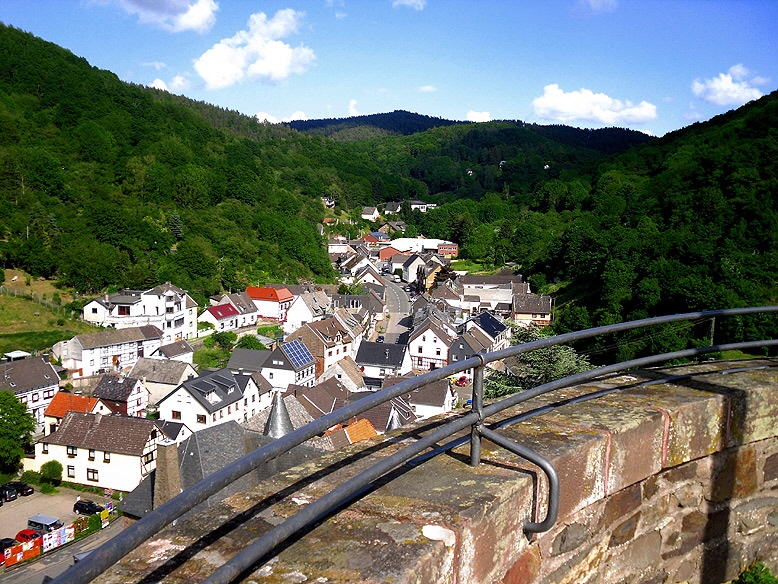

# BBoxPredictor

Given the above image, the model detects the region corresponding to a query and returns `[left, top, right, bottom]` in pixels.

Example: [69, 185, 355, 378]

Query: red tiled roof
[206, 304, 240, 320]
[44, 393, 99, 419]
[345, 418, 378, 443]
[246, 286, 294, 302]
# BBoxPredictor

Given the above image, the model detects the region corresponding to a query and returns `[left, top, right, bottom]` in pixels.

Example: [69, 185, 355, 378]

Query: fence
[0, 285, 77, 319]
[54, 306, 778, 584]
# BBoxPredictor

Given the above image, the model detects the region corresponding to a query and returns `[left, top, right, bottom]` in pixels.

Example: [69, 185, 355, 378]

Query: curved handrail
[54, 306, 778, 584]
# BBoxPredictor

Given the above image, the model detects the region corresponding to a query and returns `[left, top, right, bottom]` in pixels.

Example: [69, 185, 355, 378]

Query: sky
[0, 0, 776, 136]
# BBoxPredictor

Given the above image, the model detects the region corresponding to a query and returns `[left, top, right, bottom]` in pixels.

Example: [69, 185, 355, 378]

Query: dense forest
[1, 23, 777, 362]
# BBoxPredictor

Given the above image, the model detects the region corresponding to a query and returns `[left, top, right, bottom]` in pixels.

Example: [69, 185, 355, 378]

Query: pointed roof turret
[264, 391, 294, 439]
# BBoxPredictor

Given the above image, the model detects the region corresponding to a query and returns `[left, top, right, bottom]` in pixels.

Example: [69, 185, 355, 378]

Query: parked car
[28, 514, 62, 533]
[15, 529, 41, 544]
[454, 376, 470, 387]
[74, 499, 104, 516]
[3, 481, 34, 496]
[0, 486, 17, 502]
[376, 335, 385, 343]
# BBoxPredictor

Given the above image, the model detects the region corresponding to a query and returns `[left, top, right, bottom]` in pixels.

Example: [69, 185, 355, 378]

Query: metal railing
[55, 306, 778, 584]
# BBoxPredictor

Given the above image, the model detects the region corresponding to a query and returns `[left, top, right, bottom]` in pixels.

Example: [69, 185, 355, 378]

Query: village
[3, 210, 553, 526]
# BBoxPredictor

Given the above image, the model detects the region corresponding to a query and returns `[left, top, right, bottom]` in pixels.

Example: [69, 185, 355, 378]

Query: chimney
[153, 439, 182, 509]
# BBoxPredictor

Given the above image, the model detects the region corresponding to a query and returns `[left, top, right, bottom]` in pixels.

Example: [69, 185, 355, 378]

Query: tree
[0, 390, 36, 471]
[235, 335, 267, 350]
[484, 325, 592, 399]
[40, 460, 63, 485]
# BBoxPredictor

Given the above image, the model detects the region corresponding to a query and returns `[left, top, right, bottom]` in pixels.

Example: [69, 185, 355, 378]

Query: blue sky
[1, 0, 776, 136]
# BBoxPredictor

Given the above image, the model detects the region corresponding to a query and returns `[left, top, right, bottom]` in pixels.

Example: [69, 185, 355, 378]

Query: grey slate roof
[130, 358, 194, 385]
[227, 348, 271, 373]
[355, 342, 407, 369]
[0, 356, 58, 394]
[92, 374, 139, 402]
[156, 340, 194, 359]
[43, 412, 156, 456]
[168, 369, 252, 414]
[75, 326, 163, 350]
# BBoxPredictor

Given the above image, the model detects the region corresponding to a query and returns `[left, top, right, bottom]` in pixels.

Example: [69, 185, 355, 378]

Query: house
[246, 286, 294, 321]
[27, 412, 162, 493]
[384, 201, 402, 215]
[352, 263, 384, 287]
[437, 242, 459, 258]
[91, 374, 150, 418]
[317, 356, 366, 393]
[42, 392, 98, 437]
[289, 317, 356, 378]
[129, 358, 198, 406]
[0, 356, 60, 432]
[407, 305, 458, 371]
[463, 312, 511, 352]
[81, 282, 198, 343]
[198, 304, 241, 332]
[401, 254, 427, 284]
[52, 326, 163, 379]
[382, 376, 457, 420]
[157, 368, 269, 430]
[119, 421, 325, 523]
[409, 200, 437, 213]
[355, 342, 412, 379]
[513, 293, 553, 327]
[344, 390, 418, 434]
[283, 289, 331, 334]
[260, 340, 317, 390]
[149, 340, 194, 364]
[361, 206, 380, 221]
[218, 292, 259, 328]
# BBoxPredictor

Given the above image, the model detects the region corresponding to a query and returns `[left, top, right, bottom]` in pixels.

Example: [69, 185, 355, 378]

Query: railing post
[470, 352, 486, 467]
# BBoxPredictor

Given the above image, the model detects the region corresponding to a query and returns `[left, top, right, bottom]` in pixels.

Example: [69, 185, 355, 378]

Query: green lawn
[0, 295, 95, 354]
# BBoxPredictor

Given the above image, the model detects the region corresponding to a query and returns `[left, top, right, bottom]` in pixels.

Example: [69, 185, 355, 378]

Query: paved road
[381, 278, 411, 344]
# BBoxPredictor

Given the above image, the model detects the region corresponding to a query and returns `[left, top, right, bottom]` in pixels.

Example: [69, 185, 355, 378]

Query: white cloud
[169, 75, 190, 92]
[418, 85, 437, 93]
[194, 9, 315, 90]
[150, 78, 168, 91]
[349, 99, 360, 116]
[577, 0, 618, 12]
[392, 0, 426, 10]
[532, 84, 657, 125]
[691, 64, 764, 106]
[467, 110, 491, 123]
[142, 61, 168, 71]
[255, 111, 307, 124]
[115, 0, 218, 33]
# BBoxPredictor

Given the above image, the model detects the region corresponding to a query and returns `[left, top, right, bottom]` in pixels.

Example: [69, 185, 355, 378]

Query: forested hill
[286, 110, 461, 139]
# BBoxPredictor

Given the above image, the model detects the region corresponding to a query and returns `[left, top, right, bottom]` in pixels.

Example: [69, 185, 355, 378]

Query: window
[118, 306, 130, 316]
[87, 469, 98, 481]
[91, 307, 98, 314]
[67, 466, 75, 478]
[42, 443, 49, 454]
[436, 348, 441, 356]
[67, 445, 77, 456]
[171, 410, 182, 420]
[88, 449, 95, 461]
[143, 452, 155, 464]
[212, 414, 216, 422]
[228, 405, 231, 414]
[104, 452, 110, 463]
[328, 350, 332, 357]
[32, 393, 40, 402]
[196, 414, 206, 424]
[418, 347, 423, 354]
[252, 394, 256, 402]
[220, 410, 224, 418]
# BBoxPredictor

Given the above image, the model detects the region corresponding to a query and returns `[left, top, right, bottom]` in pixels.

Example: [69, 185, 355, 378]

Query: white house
[27, 412, 162, 493]
[218, 292, 259, 328]
[383, 376, 457, 420]
[157, 368, 269, 431]
[283, 290, 331, 334]
[198, 304, 241, 332]
[260, 340, 317, 391]
[246, 286, 294, 321]
[81, 282, 198, 343]
[0, 356, 60, 432]
[407, 308, 458, 372]
[129, 358, 198, 406]
[91, 374, 150, 418]
[361, 206, 380, 221]
[409, 200, 438, 213]
[53, 326, 163, 378]
[355, 342, 412, 379]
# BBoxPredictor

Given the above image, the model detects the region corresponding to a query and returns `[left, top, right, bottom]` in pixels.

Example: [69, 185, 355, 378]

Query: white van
[28, 514, 63, 533]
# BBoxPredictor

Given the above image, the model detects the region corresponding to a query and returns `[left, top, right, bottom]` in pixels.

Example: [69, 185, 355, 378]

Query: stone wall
[97, 359, 778, 583]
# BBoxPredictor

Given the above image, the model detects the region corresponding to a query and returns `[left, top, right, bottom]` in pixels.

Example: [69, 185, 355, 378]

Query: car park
[3, 481, 34, 496]
[74, 499, 105, 516]
[0, 485, 17, 502]
[15, 529, 41, 544]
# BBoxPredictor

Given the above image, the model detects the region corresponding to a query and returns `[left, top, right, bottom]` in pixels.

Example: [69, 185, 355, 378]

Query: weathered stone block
[501, 546, 541, 584]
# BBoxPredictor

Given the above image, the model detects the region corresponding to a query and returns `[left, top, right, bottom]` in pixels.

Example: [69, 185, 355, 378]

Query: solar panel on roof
[283, 340, 313, 369]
